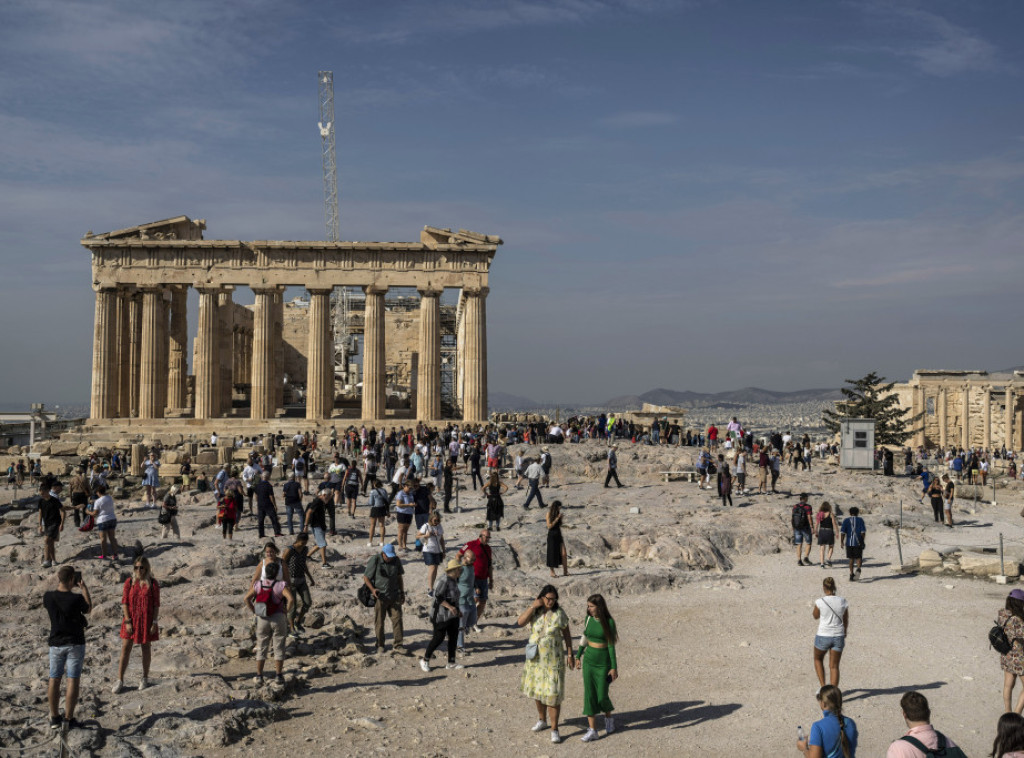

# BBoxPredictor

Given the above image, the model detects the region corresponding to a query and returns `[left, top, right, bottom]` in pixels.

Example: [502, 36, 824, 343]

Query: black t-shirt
[413, 488, 431, 515]
[282, 480, 302, 505]
[255, 480, 275, 508]
[306, 498, 327, 530]
[44, 590, 89, 646]
[39, 496, 62, 528]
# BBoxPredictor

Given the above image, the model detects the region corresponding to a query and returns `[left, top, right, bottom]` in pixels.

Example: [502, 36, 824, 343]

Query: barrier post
[1001, 533, 1006, 577]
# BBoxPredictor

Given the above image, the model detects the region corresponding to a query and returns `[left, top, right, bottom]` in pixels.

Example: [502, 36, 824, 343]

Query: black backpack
[357, 583, 377, 608]
[990, 617, 1014, 655]
[792, 504, 810, 530]
[899, 733, 967, 757]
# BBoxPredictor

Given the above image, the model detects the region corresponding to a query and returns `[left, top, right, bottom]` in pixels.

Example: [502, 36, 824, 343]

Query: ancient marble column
[115, 289, 130, 418]
[961, 384, 970, 449]
[455, 301, 466, 413]
[243, 329, 252, 385]
[138, 288, 168, 419]
[232, 328, 243, 387]
[984, 385, 992, 451]
[274, 291, 284, 411]
[250, 289, 275, 420]
[127, 293, 142, 418]
[1006, 386, 1015, 451]
[89, 287, 118, 419]
[938, 387, 948, 449]
[167, 286, 188, 412]
[913, 384, 925, 448]
[362, 286, 387, 420]
[194, 288, 220, 419]
[462, 287, 488, 422]
[417, 287, 442, 420]
[218, 288, 234, 416]
[306, 289, 332, 420]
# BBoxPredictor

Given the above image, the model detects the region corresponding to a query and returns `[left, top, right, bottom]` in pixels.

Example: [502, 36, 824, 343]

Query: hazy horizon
[3, 1, 1023, 407]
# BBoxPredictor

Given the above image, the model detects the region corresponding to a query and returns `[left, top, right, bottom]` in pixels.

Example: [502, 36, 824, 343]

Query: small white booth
[840, 418, 875, 469]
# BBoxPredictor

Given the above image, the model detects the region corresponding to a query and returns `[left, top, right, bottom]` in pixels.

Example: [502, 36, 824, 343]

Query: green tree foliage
[822, 371, 922, 446]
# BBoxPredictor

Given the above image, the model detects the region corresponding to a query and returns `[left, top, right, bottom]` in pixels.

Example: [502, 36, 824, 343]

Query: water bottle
[797, 726, 805, 742]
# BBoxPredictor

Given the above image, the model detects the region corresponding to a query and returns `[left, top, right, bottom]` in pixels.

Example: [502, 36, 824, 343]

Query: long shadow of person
[566, 699, 742, 732]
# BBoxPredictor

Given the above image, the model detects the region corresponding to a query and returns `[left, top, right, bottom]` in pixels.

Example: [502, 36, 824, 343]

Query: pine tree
[822, 372, 922, 446]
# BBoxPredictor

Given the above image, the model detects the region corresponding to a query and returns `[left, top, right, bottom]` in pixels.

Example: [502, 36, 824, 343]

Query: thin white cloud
[597, 111, 679, 129]
[333, 0, 696, 45]
[852, 3, 1003, 77]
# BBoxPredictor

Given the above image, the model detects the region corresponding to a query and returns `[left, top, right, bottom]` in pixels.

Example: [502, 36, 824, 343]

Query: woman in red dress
[112, 556, 160, 693]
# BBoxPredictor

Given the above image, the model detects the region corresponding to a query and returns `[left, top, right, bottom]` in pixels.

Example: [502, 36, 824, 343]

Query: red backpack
[253, 581, 283, 618]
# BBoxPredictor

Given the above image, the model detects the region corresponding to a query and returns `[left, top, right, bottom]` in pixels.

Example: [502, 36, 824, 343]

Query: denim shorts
[423, 551, 442, 566]
[814, 635, 845, 652]
[97, 519, 117, 532]
[49, 644, 85, 678]
[474, 577, 489, 602]
[793, 529, 813, 545]
[311, 527, 327, 548]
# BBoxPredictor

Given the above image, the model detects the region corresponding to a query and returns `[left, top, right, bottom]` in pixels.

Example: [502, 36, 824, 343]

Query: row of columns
[912, 384, 1017, 450]
[90, 283, 490, 422]
[91, 286, 255, 421]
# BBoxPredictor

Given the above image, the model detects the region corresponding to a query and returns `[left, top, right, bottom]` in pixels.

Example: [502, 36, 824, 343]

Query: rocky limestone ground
[1, 441, 1023, 756]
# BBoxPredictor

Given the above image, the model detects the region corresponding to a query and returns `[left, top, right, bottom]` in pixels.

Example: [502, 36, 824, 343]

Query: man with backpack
[792, 494, 814, 567]
[363, 544, 406, 654]
[841, 507, 867, 581]
[885, 691, 964, 757]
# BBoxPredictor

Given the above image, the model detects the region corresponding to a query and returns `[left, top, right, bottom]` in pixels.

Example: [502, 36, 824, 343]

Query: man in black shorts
[38, 477, 65, 568]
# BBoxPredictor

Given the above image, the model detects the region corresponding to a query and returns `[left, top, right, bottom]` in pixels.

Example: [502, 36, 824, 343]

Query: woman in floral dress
[999, 589, 1024, 714]
[112, 556, 160, 693]
[517, 584, 575, 744]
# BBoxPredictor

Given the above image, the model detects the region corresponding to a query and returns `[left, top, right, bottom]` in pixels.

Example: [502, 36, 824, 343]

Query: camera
[73, 570, 82, 585]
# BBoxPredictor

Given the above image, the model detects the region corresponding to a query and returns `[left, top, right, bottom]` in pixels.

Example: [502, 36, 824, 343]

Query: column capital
[463, 286, 489, 298]
[252, 286, 283, 296]
[363, 284, 388, 296]
[307, 288, 333, 296]
[417, 286, 444, 298]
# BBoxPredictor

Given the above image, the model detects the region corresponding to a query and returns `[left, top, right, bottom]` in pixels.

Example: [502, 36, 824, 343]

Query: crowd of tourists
[27, 416, 1024, 753]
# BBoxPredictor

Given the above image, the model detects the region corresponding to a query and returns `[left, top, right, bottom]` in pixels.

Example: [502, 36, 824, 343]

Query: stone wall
[276, 300, 421, 395]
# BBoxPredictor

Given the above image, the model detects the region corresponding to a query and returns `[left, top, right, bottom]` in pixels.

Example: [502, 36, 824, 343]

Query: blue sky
[2, 0, 1023, 407]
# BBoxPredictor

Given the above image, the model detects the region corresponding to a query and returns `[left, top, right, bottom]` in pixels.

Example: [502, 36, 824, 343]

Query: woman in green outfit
[518, 584, 575, 744]
[576, 593, 618, 742]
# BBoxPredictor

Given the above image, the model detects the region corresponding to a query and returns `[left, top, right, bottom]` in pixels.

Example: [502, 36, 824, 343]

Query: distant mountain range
[489, 386, 843, 412]
[489, 391, 547, 412]
[602, 387, 843, 410]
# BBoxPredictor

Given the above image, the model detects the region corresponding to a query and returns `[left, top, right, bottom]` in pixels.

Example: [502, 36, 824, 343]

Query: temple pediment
[84, 216, 206, 242]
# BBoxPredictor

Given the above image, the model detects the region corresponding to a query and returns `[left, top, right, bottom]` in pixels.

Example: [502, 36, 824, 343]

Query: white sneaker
[581, 728, 599, 742]
[472, 625, 483, 634]
[445, 662, 464, 670]
[111, 681, 123, 694]
[419, 658, 430, 673]
[367, 541, 374, 547]
[138, 677, 149, 690]
[531, 720, 548, 732]
[605, 716, 615, 734]
[551, 730, 561, 744]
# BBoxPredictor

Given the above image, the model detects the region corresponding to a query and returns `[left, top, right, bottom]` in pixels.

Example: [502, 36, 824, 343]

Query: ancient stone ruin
[81, 217, 501, 430]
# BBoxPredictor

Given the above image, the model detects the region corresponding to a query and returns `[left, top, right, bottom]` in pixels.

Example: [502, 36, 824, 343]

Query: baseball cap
[382, 544, 397, 558]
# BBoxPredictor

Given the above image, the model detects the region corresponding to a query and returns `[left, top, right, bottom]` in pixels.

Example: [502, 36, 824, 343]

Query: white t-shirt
[93, 494, 116, 524]
[735, 454, 746, 474]
[815, 596, 848, 637]
[418, 522, 444, 554]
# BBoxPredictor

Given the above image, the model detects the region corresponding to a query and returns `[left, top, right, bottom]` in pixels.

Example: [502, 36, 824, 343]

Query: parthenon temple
[82, 216, 501, 427]
[894, 370, 1024, 450]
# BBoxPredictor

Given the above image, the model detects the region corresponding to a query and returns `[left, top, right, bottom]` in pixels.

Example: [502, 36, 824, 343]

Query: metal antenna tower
[317, 71, 339, 242]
